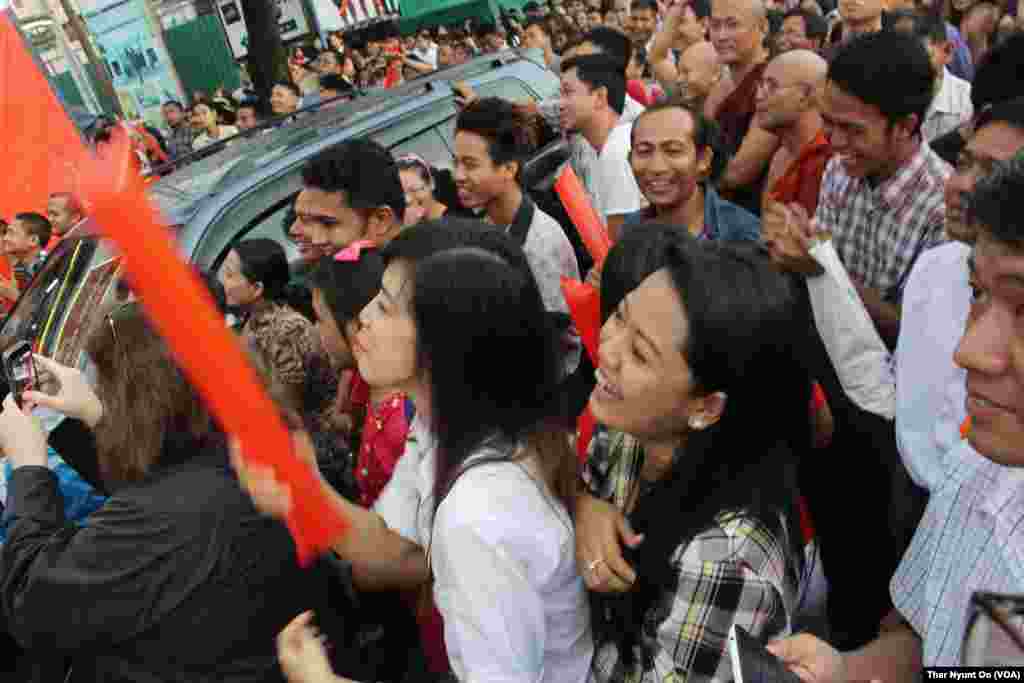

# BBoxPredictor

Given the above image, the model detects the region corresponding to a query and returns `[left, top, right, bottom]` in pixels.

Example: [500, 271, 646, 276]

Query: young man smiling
[288, 139, 407, 264]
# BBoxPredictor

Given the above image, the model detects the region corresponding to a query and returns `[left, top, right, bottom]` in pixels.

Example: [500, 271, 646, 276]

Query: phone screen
[728, 625, 803, 683]
[4, 343, 35, 407]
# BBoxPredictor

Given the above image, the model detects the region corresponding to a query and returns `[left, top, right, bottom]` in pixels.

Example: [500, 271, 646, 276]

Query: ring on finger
[586, 558, 604, 573]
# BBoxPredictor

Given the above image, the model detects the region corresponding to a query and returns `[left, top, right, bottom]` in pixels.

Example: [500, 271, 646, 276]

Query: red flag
[1, 11, 349, 565]
[0, 13, 88, 218]
[555, 166, 611, 265]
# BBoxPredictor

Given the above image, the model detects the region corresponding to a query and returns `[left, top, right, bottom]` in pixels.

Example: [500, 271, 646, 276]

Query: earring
[689, 415, 705, 430]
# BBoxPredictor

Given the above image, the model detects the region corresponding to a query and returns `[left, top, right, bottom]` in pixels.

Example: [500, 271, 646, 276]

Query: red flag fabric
[1, 12, 348, 565]
[555, 166, 612, 265]
[0, 13, 88, 218]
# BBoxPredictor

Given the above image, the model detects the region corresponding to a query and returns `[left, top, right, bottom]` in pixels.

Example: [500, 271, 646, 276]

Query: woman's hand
[575, 492, 643, 592]
[277, 611, 347, 683]
[229, 430, 320, 521]
[0, 394, 49, 469]
[22, 354, 104, 428]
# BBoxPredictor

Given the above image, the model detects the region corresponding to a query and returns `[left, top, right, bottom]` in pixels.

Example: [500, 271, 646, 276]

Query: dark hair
[319, 73, 354, 95]
[301, 139, 406, 222]
[969, 156, 1024, 249]
[455, 97, 546, 176]
[380, 217, 534, 280]
[972, 34, 1024, 110]
[396, 154, 435, 191]
[13, 212, 52, 248]
[412, 249, 574, 515]
[976, 95, 1024, 137]
[783, 8, 828, 40]
[582, 26, 632, 72]
[273, 80, 302, 98]
[905, 10, 948, 45]
[309, 248, 385, 334]
[378, 218, 571, 506]
[523, 16, 548, 32]
[828, 31, 934, 136]
[691, 0, 712, 19]
[630, 0, 657, 12]
[87, 302, 220, 484]
[592, 235, 809, 670]
[163, 100, 184, 112]
[232, 238, 307, 312]
[630, 99, 728, 182]
[561, 54, 627, 115]
[600, 223, 697, 321]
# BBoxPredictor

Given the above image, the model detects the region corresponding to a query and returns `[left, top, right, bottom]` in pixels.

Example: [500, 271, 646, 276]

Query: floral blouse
[584, 428, 802, 683]
[240, 302, 322, 400]
[354, 393, 414, 508]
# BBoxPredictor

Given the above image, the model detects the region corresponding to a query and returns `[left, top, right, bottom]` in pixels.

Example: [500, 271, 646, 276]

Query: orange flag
[0, 13, 88, 218]
[1, 11, 348, 565]
[555, 165, 613, 464]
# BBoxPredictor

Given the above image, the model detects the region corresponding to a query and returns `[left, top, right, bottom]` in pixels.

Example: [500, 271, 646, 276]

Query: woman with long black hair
[579, 224, 810, 682]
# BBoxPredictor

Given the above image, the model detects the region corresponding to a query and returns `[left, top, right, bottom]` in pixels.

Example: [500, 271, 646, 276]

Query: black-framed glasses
[962, 592, 1024, 666]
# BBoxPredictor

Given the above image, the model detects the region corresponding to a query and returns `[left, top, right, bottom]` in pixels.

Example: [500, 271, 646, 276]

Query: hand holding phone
[3, 341, 36, 409]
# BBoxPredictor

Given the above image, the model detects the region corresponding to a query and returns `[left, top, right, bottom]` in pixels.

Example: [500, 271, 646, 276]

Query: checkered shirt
[585, 429, 801, 682]
[891, 440, 1024, 665]
[814, 143, 951, 302]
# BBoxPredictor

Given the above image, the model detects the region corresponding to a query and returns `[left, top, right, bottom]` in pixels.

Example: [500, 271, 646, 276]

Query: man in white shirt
[903, 12, 973, 142]
[560, 54, 647, 240]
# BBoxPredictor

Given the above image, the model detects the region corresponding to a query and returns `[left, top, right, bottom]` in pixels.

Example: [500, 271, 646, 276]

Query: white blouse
[374, 420, 594, 682]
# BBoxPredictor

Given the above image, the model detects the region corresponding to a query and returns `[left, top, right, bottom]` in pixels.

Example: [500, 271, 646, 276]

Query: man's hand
[452, 80, 477, 109]
[766, 634, 847, 683]
[762, 201, 825, 277]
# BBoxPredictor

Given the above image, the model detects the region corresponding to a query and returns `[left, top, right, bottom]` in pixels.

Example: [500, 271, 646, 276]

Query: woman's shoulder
[677, 509, 792, 573]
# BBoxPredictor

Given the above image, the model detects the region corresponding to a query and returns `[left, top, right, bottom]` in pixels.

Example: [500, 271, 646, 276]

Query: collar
[874, 142, 931, 211]
[702, 183, 725, 239]
[930, 67, 958, 115]
[507, 193, 536, 234]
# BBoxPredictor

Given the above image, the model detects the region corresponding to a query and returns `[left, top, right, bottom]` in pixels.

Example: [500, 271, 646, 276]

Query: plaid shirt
[584, 429, 801, 682]
[891, 440, 1024, 665]
[815, 143, 950, 302]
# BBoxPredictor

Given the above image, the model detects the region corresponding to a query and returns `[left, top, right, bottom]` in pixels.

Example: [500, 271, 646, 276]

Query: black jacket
[1, 434, 329, 682]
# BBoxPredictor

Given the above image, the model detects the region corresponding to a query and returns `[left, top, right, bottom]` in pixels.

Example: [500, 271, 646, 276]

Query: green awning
[397, 0, 529, 32]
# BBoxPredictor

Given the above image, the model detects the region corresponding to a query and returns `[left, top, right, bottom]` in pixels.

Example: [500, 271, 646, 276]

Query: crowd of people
[2, 0, 1024, 680]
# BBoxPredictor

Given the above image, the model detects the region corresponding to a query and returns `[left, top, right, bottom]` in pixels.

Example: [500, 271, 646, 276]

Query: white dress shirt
[374, 420, 595, 682]
[922, 68, 973, 143]
[891, 440, 1024, 665]
[594, 122, 646, 221]
[894, 241, 971, 491]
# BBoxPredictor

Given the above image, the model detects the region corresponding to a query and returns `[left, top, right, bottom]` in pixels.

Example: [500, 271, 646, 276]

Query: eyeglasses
[962, 592, 1024, 666]
[106, 300, 136, 349]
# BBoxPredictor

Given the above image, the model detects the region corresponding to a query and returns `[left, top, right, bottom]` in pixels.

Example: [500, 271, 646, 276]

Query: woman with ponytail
[218, 238, 323, 399]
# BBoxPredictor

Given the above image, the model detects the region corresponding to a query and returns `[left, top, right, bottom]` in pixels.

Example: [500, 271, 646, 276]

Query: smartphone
[3, 341, 36, 409]
[728, 625, 803, 683]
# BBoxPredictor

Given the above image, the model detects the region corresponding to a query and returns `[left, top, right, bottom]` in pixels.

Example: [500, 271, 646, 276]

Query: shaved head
[678, 41, 723, 107]
[769, 49, 827, 85]
[755, 49, 827, 131]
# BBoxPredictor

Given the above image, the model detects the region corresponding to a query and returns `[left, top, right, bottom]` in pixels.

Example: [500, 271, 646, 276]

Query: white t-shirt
[594, 122, 646, 220]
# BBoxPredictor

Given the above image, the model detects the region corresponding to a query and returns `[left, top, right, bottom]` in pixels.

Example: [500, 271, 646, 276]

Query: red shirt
[767, 130, 832, 216]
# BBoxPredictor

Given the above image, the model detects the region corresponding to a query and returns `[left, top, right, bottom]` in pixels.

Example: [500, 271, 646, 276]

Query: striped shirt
[814, 143, 950, 302]
[891, 440, 1024, 665]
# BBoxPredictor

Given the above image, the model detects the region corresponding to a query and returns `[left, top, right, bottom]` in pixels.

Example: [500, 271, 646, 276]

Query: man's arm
[720, 126, 781, 190]
[844, 613, 923, 683]
[855, 283, 901, 348]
